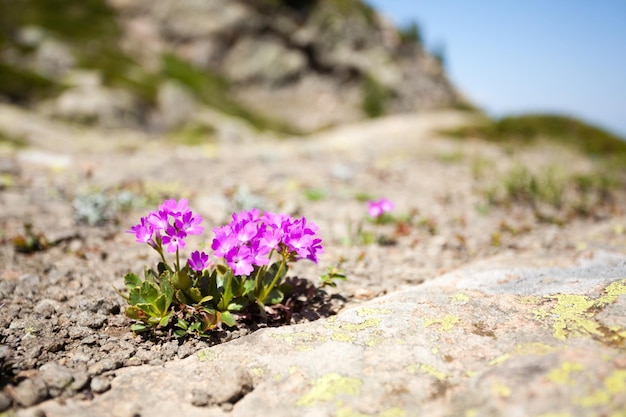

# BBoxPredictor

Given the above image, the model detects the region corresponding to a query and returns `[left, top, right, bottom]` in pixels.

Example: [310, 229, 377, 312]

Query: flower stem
[253, 265, 266, 296]
[175, 248, 180, 273]
[219, 269, 234, 311]
[260, 254, 287, 304]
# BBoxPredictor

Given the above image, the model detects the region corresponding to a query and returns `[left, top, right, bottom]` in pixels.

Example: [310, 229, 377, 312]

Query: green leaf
[131, 323, 149, 333]
[174, 329, 187, 338]
[227, 302, 244, 312]
[320, 267, 347, 288]
[160, 272, 174, 305]
[174, 289, 188, 305]
[216, 264, 229, 275]
[128, 287, 144, 305]
[263, 262, 287, 286]
[154, 294, 169, 315]
[207, 269, 220, 300]
[157, 262, 172, 275]
[189, 287, 203, 303]
[189, 322, 202, 332]
[264, 288, 284, 305]
[140, 281, 160, 304]
[136, 302, 159, 317]
[198, 295, 214, 305]
[176, 319, 189, 330]
[124, 272, 142, 289]
[220, 311, 237, 328]
[144, 267, 158, 282]
[242, 279, 256, 296]
[230, 275, 243, 296]
[171, 270, 191, 291]
[158, 313, 172, 327]
[147, 316, 161, 326]
[125, 305, 144, 320]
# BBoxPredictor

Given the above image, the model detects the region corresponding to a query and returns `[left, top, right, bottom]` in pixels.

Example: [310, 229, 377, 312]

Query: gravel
[1, 111, 625, 412]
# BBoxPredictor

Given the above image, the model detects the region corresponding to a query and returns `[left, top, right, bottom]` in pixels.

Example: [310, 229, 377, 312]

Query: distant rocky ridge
[0, 0, 465, 134]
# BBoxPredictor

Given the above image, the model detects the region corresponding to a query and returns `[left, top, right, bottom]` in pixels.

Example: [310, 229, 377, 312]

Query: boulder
[29, 250, 626, 417]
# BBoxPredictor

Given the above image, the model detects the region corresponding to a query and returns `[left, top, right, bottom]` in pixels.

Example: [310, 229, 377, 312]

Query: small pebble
[90, 377, 110, 394]
[10, 378, 48, 407]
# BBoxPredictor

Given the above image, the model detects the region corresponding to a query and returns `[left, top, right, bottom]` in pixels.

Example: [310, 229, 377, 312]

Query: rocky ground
[0, 106, 625, 416]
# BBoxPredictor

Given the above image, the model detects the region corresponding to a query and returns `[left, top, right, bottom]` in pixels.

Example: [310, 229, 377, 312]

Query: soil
[1, 109, 625, 411]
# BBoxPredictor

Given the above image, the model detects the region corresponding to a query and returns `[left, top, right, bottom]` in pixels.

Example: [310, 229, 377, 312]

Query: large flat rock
[27, 250, 626, 417]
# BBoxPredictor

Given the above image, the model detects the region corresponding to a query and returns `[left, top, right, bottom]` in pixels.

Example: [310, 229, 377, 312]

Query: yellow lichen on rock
[533, 279, 626, 341]
[407, 363, 447, 381]
[547, 361, 585, 385]
[575, 369, 626, 407]
[422, 315, 460, 331]
[296, 373, 363, 406]
[450, 293, 470, 304]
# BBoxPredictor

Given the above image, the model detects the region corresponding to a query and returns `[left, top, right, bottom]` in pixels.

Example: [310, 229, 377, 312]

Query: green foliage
[167, 123, 217, 146]
[0, 0, 119, 44]
[121, 251, 300, 335]
[486, 162, 621, 222]
[122, 270, 174, 332]
[362, 76, 389, 118]
[0, 130, 27, 149]
[304, 188, 326, 201]
[443, 114, 626, 156]
[0, 63, 62, 103]
[398, 20, 423, 45]
[319, 266, 347, 288]
[12, 223, 49, 253]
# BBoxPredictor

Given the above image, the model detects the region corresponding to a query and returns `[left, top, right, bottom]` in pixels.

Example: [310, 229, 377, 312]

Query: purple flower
[260, 225, 284, 251]
[126, 217, 153, 243]
[211, 225, 236, 258]
[188, 250, 210, 272]
[262, 212, 291, 229]
[234, 219, 260, 245]
[282, 217, 323, 262]
[162, 226, 187, 253]
[224, 245, 255, 276]
[159, 198, 190, 218]
[146, 209, 171, 232]
[367, 198, 394, 218]
[306, 237, 324, 263]
[232, 208, 260, 224]
[176, 211, 204, 235]
[211, 209, 324, 275]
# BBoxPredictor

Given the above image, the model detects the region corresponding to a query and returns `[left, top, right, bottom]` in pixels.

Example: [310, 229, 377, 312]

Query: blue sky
[365, 1, 626, 138]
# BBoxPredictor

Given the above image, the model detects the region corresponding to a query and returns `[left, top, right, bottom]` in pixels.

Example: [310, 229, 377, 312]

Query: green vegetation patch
[484, 162, 621, 222]
[443, 114, 626, 156]
[361, 76, 390, 118]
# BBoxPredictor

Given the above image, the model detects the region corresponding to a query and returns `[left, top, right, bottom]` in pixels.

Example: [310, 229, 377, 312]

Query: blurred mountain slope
[0, 0, 466, 134]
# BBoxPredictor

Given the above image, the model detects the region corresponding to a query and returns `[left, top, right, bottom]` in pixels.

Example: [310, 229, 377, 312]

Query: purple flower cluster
[367, 198, 394, 218]
[211, 209, 323, 276]
[126, 198, 204, 254]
